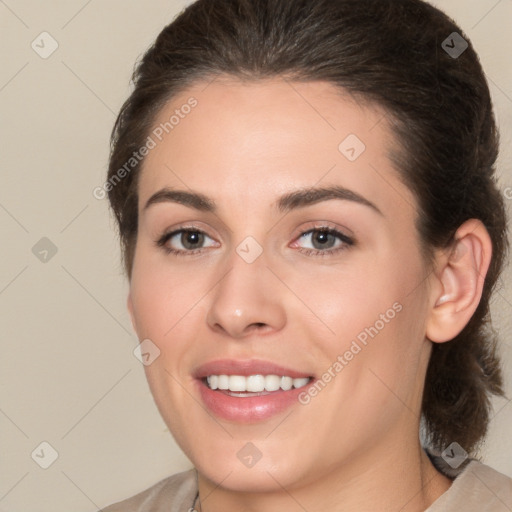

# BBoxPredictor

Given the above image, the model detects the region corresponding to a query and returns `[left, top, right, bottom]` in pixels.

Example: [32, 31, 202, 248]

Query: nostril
[248, 322, 269, 332]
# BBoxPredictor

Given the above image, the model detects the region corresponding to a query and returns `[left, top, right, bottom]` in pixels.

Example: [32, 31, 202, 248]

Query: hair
[107, 0, 508, 456]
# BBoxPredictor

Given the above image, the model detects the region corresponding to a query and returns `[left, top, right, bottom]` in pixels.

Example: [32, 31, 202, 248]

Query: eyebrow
[144, 188, 215, 212]
[143, 185, 382, 216]
[276, 186, 382, 215]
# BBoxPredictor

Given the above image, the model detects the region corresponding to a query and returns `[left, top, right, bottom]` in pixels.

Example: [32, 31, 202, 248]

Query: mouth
[193, 359, 316, 422]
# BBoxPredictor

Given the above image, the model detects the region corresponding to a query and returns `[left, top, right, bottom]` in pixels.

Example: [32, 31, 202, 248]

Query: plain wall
[0, 1, 511, 510]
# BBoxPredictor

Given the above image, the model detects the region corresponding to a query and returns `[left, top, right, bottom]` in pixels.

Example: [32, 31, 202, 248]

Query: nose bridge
[206, 241, 286, 338]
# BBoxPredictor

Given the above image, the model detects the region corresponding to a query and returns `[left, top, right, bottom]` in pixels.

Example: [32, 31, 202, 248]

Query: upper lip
[193, 359, 313, 379]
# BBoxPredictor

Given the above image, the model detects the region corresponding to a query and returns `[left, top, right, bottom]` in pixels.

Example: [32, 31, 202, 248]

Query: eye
[156, 225, 353, 257]
[293, 227, 354, 256]
[156, 228, 217, 255]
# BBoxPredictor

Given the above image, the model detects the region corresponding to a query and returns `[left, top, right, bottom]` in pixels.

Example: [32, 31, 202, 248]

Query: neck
[194, 437, 452, 512]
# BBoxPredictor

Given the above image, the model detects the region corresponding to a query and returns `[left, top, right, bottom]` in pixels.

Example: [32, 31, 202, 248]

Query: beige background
[0, 1, 511, 510]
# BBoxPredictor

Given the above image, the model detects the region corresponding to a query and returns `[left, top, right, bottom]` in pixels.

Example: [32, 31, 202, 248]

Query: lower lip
[196, 379, 313, 423]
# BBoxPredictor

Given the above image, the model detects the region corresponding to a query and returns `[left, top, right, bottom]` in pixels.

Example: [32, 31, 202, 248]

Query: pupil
[182, 231, 203, 249]
[313, 230, 334, 249]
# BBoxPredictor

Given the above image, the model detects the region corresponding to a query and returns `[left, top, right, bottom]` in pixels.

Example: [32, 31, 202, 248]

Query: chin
[201, 462, 304, 493]
[191, 442, 312, 492]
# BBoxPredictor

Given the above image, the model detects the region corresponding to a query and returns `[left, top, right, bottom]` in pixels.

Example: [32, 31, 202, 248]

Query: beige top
[102, 459, 512, 511]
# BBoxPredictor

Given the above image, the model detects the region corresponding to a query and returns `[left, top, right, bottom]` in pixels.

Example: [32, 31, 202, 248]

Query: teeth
[217, 375, 229, 390]
[206, 374, 310, 392]
[280, 376, 293, 391]
[265, 374, 281, 391]
[208, 375, 219, 390]
[247, 374, 265, 392]
[229, 375, 247, 392]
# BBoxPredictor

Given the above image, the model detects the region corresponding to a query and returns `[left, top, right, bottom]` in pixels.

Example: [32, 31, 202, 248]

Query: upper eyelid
[159, 224, 351, 239]
[158, 222, 215, 238]
[160, 219, 353, 237]
[292, 227, 354, 250]
[292, 221, 353, 239]
[157, 226, 216, 244]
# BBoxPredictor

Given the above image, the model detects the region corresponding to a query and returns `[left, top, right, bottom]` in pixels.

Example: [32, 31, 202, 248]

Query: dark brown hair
[107, 0, 508, 455]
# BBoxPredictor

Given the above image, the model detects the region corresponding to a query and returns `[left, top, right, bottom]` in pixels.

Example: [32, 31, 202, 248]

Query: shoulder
[428, 460, 512, 511]
[101, 468, 197, 512]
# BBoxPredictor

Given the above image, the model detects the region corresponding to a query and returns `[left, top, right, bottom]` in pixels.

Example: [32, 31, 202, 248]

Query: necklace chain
[193, 490, 202, 511]
[193, 469, 201, 511]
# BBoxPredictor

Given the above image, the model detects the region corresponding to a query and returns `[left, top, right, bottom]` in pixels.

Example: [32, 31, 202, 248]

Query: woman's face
[128, 77, 435, 491]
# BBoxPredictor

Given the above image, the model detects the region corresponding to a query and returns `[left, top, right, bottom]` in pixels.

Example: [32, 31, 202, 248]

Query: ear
[127, 292, 138, 334]
[426, 219, 492, 343]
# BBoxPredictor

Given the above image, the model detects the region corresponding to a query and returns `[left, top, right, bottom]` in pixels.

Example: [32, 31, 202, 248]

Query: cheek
[329, 258, 428, 408]
[292, 253, 417, 345]
[129, 248, 207, 340]
[296, 246, 428, 389]
[129, 253, 207, 434]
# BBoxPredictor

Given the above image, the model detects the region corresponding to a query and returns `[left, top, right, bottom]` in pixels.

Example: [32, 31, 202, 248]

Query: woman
[102, 0, 511, 510]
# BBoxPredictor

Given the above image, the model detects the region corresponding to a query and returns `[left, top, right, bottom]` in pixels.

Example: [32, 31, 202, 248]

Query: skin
[127, 77, 492, 511]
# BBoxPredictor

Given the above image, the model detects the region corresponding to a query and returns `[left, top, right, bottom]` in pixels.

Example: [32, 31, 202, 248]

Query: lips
[193, 359, 315, 423]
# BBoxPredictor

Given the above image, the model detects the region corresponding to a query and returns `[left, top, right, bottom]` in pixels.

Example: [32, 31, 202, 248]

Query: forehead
[138, 77, 416, 219]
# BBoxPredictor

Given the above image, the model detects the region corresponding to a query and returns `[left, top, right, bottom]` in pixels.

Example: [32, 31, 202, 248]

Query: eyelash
[156, 224, 355, 258]
[293, 227, 355, 257]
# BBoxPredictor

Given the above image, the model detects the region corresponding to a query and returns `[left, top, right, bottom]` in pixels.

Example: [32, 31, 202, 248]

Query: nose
[206, 250, 287, 339]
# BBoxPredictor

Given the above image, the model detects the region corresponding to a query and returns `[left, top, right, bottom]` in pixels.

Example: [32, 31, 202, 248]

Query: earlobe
[426, 219, 492, 343]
